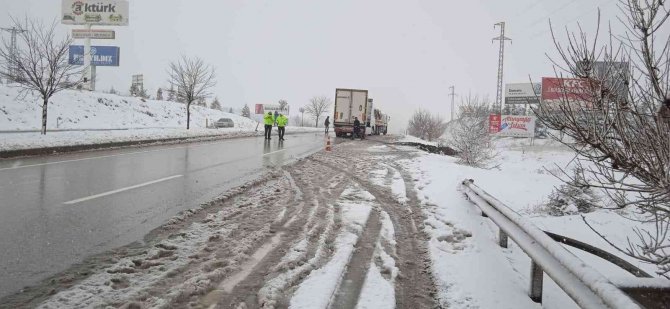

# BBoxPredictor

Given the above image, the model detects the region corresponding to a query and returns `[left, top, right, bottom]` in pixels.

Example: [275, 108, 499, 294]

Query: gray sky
[2, 0, 625, 132]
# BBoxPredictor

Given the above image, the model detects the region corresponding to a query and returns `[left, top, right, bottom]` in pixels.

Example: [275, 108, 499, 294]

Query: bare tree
[0, 17, 85, 135]
[534, 0, 670, 278]
[305, 96, 331, 127]
[210, 97, 222, 110]
[167, 55, 216, 129]
[407, 109, 448, 142]
[278, 99, 288, 112]
[241, 104, 251, 118]
[448, 94, 498, 168]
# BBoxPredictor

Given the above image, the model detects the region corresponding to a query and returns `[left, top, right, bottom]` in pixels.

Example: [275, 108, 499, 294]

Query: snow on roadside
[37, 210, 226, 309]
[0, 126, 323, 151]
[0, 85, 323, 151]
[355, 210, 398, 309]
[0, 86, 256, 131]
[288, 186, 374, 309]
[396, 135, 437, 146]
[398, 140, 662, 308]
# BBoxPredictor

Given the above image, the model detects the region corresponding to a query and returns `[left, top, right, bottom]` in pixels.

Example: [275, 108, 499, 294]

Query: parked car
[214, 118, 234, 128]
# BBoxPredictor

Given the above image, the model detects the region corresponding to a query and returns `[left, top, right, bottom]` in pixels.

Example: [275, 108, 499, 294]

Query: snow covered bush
[545, 168, 598, 216]
[448, 94, 497, 168]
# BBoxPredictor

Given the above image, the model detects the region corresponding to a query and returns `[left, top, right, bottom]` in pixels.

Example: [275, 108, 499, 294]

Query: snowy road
[0, 136, 439, 309]
[0, 132, 327, 300]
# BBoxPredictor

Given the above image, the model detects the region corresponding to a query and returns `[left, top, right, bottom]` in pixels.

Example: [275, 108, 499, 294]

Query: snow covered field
[0, 85, 320, 151]
[400, 137, 664, 308]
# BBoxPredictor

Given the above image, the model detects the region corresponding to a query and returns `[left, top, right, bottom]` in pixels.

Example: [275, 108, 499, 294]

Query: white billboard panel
[62, 0, 129, 26]
[72, 29, 115, 39]
[497, 115, 536, 137]
[505, 83, 541, 105]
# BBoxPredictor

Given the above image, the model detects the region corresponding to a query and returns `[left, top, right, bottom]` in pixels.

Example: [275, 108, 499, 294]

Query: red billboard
[489, 114, 501, 133]
[541, 77, 594, 101]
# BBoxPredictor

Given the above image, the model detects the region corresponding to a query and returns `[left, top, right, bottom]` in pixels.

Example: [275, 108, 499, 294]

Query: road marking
[0, 147, 187, 171]
[262, 148, 288, 156]
[62, 174, 183, 205]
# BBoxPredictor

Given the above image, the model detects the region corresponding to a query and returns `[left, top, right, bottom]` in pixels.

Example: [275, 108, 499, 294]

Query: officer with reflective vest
[264, 112, 275, 140]
[276, 113, 289, 141]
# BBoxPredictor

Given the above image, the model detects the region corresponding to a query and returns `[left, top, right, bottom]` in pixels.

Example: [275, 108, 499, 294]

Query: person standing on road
[264, 112, 275, 140]
[274, 111, 279, 126]
[324, 116, 330, 134]
[277, 113, 288, 141]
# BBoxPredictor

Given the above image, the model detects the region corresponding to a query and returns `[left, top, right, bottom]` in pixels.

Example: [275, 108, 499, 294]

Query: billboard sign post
[69, 45, 120, 66]
[505, 83, 541, 105]
[61, 0, 130, 26]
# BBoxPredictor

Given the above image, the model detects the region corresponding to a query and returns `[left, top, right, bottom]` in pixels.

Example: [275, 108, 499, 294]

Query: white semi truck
[333, 88, 369, 138]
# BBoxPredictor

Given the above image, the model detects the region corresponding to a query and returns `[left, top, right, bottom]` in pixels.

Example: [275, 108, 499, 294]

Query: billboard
[68, 45, 120, 66]
[72, 29, 115, 39]
[498, 115, 536, 137]
[254, 104, 288, 115]
[505, 83, 541, 105]
[62, 0, 129, 26]
[489, 114, 501, 134]
[541, 77, 594, 101]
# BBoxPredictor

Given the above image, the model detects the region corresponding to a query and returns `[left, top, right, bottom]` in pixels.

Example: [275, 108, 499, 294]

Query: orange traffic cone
[325, 136, 332, 151]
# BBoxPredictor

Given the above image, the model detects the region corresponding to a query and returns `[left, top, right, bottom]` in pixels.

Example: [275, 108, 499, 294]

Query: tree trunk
[315, 117, 319, 128]
[186, 102, 191, 130]
[41, 97, 48, 135]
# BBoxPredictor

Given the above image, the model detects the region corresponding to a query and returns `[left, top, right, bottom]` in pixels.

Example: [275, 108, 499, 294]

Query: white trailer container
[333, 88, 369, 137]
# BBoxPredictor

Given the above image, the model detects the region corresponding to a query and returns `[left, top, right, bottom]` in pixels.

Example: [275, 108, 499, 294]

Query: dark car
[214, 118, 234, 128]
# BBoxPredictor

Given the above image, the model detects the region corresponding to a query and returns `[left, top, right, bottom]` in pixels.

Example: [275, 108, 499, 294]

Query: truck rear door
[334, 89, 352, 124]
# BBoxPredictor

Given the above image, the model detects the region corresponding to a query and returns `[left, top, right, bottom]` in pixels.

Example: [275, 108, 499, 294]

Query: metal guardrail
[460, 179, 669, 309]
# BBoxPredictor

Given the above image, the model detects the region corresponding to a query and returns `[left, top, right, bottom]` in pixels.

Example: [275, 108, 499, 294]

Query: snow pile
[0, 85, 256, 131]
[399, 139, 661, 308]
[396, 135, 437, 146]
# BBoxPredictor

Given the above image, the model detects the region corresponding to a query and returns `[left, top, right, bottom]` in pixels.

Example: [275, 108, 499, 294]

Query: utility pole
[1, 26, 27, 82]
[449, 86, 456, 121]
[492, 22, 511, 115]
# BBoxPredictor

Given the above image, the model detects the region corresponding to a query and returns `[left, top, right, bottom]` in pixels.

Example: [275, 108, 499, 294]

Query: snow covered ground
[0, 85, 321, 151]
[399, 137, 664, 308]
[396, 135, 437, 146]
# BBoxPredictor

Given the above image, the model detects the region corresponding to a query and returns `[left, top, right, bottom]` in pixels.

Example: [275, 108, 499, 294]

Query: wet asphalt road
[0, 132, 328, 298]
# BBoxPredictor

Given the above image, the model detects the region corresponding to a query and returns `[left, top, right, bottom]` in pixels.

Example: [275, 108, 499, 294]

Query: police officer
[276, 113, 289, 141]
[264, 112, 275, 140]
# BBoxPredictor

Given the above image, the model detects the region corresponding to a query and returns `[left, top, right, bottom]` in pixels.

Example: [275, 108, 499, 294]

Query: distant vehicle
[214, 118, 234, 128]
[333, 88, 369, 138]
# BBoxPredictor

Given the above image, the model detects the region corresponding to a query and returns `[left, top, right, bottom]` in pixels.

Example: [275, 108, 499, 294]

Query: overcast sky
[2, 0, 626, 132]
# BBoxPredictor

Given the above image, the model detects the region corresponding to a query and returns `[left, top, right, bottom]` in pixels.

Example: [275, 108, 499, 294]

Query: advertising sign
[68, 45, 120, 66]
[254, 104, 288, 115]
[498, 115, 536, 137]
[541, 77, 595, 101]
[62, 0, 129, 26]
[489, 114, 501, 134]
[505, 83, 541, 105]
[72, 29, 115, 39]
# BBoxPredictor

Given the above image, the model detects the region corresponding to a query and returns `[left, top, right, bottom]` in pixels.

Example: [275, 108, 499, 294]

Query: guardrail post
[529, 261, 543, 303]
[498, 229, 508, 248]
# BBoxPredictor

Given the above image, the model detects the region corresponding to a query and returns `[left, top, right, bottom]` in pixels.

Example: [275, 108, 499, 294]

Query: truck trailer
[333, 88, 369, 138]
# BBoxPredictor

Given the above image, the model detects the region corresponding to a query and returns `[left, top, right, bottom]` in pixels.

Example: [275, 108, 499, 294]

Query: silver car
[214, 118, 234, 128]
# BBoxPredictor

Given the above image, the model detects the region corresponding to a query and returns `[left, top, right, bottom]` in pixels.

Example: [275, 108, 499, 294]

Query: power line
[493, 22, 512, 114]
[0, 26, 27, 82]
